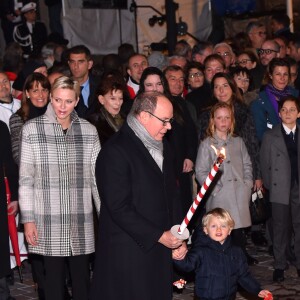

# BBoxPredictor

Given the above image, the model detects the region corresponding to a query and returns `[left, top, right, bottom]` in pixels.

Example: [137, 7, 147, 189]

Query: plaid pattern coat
[19, 103, 101, 256]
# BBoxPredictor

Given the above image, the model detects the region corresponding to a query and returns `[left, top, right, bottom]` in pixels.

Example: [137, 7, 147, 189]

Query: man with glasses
[90, 91, 186, 300]
[258, 40, 280, 67]
[246, 21, 267, 50]
[13, 2, 47, 59]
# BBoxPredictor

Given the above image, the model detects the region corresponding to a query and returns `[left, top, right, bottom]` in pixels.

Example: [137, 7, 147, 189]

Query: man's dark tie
[289, 131, 295, 141]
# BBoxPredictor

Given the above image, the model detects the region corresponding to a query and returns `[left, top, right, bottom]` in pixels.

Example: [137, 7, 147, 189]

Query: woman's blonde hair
[202, 208, 235, 229]
[51, 76, 80, 99]
[206, 102, 235, 138]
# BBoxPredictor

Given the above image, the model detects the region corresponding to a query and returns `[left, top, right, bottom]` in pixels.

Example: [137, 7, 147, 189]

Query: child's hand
[172, 243, 188, 260]
[258, 290, 273, 299]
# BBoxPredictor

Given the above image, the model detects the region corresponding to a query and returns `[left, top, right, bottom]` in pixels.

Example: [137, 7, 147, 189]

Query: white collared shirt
[282, 123, 296, 136]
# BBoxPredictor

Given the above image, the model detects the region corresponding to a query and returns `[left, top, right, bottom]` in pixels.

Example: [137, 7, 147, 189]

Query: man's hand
[183, 159, 194, 173]
[7, 201, 18, 216]
[24, 222, 38, 246]
[159, 230, 183, 249]
[172, 242, 188, 260]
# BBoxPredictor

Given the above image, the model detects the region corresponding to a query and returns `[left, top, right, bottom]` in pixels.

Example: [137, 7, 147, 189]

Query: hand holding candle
[171, 146, 226, 239]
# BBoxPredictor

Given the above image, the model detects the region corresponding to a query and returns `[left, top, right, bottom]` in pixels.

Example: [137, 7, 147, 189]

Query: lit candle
[171, 146, 226, 239]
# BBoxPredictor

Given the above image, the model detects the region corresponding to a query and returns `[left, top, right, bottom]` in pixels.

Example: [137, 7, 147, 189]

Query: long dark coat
[0, 121, 18, 278]
[90, 122, 182, 300]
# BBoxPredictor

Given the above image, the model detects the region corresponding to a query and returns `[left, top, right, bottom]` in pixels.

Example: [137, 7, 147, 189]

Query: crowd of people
[0, 1, 300, 299]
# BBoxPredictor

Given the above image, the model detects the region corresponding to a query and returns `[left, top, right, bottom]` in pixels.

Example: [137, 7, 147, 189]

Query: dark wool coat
[198, 101, 261, 180]
[87, 107, 124, 146]
[174, 230, 261, 300]
[90, 122, 182, 300]
[186, 82, 217, 119]
[166, 95, 198, 212]
[0, 121, 18, 278]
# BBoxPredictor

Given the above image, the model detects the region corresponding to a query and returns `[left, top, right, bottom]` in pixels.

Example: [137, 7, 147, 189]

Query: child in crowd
[260, 95, 300, 282]
[195, 102, 253, 259]
[173, 208, 272, 300]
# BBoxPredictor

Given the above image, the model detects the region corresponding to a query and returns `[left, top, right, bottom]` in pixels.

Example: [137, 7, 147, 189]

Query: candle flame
[211, 145, 226, 159]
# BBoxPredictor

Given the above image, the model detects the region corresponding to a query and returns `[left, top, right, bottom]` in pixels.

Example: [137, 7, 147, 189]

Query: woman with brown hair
[9, 72, 50, 165]
[88, 74, 126, 145]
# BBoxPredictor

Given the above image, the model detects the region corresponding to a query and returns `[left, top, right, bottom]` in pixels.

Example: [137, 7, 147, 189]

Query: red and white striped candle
[171, 146, 226, 239]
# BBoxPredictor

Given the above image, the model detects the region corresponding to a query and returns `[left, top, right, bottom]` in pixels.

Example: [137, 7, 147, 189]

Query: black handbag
[249, 190, 269, 225]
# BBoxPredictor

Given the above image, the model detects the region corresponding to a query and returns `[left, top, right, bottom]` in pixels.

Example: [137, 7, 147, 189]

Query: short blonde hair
[202, 208, 235, 229]
[51, 76, 80, 99]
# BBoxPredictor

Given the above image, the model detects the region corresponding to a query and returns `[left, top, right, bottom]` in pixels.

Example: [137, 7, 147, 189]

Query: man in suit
[90, 91, 186, 300]
[68, 45, 99, 118]
[260, 95, 300, 282]
[13, 2, 47, 59]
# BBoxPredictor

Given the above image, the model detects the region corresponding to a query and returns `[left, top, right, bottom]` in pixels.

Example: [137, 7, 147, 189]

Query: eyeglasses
[257, 49, 278, 55]
[280, 107, 298, 114]
[188, 72, 204, 79]
[237, 59, 252, 65]
[217, 52, 231, 57]
[251, 31, 267, 36]
[146, 111, 174, 126]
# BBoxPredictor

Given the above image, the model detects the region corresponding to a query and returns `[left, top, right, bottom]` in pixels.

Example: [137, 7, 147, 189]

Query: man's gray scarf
[127, 113, 164, 171]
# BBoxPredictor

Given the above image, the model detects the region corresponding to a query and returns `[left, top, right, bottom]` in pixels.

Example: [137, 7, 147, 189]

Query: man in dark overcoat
[0, 121, 18, 300]
[90, 92, 186, 300]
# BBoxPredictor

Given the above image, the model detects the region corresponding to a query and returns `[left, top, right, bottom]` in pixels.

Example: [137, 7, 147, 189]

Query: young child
[260, 95, 300, 282]
[195, 102, 253, 258]
[173, 208, 272, 300]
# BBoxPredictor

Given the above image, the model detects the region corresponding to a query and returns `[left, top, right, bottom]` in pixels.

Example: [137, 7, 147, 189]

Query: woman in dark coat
[0, 121, 18, 299]
[87, 74, 126, 145]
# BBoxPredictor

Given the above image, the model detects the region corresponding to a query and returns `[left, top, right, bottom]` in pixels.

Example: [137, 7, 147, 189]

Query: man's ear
[138, 111, 149, 125]
[88, 60, 93, 70]
[127, 68, 132, 77]
[203, 227, 208, 235]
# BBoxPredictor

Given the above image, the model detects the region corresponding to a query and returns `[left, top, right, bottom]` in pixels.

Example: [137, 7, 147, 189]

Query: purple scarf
[265, 84, 292, 117]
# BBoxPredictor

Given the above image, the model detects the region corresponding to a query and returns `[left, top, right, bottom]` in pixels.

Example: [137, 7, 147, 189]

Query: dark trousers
[43, 254, 90, 300]
[0, 277, 9, 300]
[231, 228, 247, 254]
[272, 183, 300, 270]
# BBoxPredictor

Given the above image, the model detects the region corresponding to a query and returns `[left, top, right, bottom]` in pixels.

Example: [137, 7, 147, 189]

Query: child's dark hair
[278, 95, 300, 112]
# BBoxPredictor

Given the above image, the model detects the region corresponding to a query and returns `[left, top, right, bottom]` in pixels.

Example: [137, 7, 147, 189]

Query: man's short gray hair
[131, 91, 166, 116]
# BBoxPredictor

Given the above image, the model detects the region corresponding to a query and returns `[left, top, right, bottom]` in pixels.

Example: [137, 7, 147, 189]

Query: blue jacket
[250, 88, 299, 142]
[174, 230, 261, 300]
